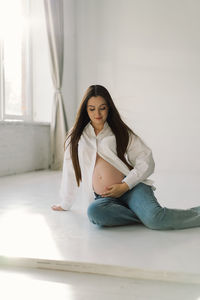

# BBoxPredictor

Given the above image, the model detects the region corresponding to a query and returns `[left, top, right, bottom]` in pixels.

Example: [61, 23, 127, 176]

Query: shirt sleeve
[58, 140, 79, 210]
[121, 134, 155, 189]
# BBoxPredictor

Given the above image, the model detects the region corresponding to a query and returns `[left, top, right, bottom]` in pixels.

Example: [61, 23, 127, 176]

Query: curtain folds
[43, 0, 67, 170]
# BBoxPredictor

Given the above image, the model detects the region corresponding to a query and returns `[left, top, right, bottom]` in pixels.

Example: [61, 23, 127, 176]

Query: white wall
[75, 0, 200, 173]
[0, 121, 50, 176]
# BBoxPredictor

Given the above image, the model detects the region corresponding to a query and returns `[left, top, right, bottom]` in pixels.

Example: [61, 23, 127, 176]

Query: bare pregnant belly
[92, 154, 125, 195]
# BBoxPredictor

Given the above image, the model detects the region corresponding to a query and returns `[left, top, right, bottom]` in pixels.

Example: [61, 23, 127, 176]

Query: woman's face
[86, 96, 109, 127]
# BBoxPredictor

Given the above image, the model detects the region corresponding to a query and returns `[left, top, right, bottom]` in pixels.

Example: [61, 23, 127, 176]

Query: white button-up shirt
[59, 121, 156, 210]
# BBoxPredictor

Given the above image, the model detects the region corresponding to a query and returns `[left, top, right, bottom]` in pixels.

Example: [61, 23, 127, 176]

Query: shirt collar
[86, 120, 109, 137]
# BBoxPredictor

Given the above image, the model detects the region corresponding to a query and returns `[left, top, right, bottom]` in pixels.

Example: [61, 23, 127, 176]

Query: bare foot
[51, 205, 66, 211]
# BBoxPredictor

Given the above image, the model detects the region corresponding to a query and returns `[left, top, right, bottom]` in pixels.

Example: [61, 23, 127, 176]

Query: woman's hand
[51, 205, 66, 211]
[100, 182, 130, 198]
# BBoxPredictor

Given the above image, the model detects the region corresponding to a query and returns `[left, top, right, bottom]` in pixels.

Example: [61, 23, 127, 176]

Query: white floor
[0, 170, 200, 298]
[1, 265, 200, 300]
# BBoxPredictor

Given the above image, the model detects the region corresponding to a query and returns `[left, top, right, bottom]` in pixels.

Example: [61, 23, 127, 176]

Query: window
[0, 0, 32, 121]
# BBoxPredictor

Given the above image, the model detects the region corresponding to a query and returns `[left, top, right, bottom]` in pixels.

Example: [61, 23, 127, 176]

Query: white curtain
[43, 0, 67, 170]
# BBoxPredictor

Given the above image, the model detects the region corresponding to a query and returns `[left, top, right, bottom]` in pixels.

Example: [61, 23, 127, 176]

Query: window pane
[4, 34, 22, 115]
[3, 0, 24, 116]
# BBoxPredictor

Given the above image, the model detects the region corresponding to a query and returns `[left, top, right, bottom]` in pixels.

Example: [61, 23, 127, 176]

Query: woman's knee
[87, 200, 107, 226]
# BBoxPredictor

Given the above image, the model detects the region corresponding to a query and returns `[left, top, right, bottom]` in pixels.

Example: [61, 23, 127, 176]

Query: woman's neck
[90, 122, 105, 133]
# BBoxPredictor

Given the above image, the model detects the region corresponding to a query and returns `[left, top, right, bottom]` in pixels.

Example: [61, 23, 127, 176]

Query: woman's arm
[122, 134, 155, 189]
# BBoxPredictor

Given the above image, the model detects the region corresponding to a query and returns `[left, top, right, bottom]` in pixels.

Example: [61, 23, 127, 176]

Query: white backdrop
[74, 0, 200, 174]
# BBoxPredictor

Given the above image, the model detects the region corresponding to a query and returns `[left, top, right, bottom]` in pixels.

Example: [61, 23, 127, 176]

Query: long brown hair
[64, 85, 137, 187]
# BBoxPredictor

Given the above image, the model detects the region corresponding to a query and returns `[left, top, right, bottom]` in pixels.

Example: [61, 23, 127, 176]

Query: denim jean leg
[123, 183, 200, 230]
[87, 194, 142, 227]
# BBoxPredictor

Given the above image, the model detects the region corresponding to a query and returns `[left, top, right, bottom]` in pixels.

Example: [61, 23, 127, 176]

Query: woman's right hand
[51, 205, 66, 211]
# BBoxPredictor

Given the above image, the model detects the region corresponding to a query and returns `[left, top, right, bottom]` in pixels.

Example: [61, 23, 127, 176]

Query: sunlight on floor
[0, 270, 74, 300]
[0, 210, 60, 259]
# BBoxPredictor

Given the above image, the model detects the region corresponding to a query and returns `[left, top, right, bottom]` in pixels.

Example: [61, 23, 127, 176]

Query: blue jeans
[87, 182, 200, 230]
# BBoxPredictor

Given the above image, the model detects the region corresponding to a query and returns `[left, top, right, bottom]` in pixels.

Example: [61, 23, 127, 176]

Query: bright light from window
[0, 210, 61, 259]
[0, 0, 22, 40]
[0, 0, 29, 117]
[0, 209, 75, 299]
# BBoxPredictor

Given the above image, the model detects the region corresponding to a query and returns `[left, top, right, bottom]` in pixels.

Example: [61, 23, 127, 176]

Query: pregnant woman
[52, 84, 200, 230]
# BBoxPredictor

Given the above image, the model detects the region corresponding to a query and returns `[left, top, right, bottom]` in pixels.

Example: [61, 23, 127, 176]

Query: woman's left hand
[100, 182, 130, 198]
